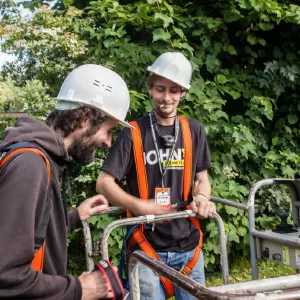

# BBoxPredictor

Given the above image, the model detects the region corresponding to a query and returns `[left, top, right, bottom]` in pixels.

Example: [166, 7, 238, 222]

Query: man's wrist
[195, 193, 210, 201]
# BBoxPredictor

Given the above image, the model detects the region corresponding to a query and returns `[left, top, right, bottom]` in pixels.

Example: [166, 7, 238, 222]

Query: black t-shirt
[101, 115, 212, 252]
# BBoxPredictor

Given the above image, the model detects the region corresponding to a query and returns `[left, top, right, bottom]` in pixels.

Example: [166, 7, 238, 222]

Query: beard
[68, 132, 104, 165]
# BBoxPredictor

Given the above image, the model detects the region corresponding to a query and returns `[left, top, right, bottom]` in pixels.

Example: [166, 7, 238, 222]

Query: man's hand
[190, 195, 216, 219]
[133, 199, 173, 216]
[79, 271, 113, 300]
[77, 195, 109, 221]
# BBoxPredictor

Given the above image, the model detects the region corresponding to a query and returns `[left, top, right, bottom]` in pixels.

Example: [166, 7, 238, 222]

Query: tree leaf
[205, 54, 221, 72]
[216, 74, 228, 84]
[287, 114, 298, 125]
[152, 28, 171, 42]
[247, 34, 257, 45]
[154, 13, 173, 28]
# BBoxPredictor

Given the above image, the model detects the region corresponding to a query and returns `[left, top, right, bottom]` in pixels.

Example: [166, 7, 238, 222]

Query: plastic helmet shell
[56, 64, 133, 128]
[147, 52, 192, 90]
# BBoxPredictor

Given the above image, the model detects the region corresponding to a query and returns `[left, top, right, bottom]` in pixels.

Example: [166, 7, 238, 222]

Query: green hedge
[1, 0, 299, 273]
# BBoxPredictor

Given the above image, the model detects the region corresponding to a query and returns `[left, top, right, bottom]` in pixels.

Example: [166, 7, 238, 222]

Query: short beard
[68, 130, 103, 165]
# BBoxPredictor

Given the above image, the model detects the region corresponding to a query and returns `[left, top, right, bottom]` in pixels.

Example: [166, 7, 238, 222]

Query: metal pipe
[211, 196, 247, 211]
[210, 274, 300, 294]
[101, 210, 195, 259]
[96, 206, 125, 215]
[214, 213, 229, 284]
[251, 229, 300, 247]
[82, 220, 95, 271]
[100, 211, 229, 284]
[248, 179, 277, 279]
[247, 178, 300, 279]
[129, 250, 238, 300]
[129, 251, 300, 300]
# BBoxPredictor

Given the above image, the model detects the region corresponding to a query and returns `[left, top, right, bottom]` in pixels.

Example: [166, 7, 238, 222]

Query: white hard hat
[147, 52, 192, 90]
[55, 64, 133, 128]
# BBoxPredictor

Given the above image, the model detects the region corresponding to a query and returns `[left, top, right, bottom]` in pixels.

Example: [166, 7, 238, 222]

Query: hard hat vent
[93, 80, 113, 92]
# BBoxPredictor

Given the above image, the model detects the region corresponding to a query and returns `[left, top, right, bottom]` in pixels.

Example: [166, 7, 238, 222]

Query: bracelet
[195, 193, 210, 201]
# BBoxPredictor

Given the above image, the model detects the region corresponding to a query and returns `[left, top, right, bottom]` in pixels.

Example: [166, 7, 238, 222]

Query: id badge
[155, 188, 171, 209]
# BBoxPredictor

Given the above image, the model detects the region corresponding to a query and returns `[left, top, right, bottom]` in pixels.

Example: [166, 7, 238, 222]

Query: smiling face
[148, 76, 185, 118]
[67, 118, 118, 165]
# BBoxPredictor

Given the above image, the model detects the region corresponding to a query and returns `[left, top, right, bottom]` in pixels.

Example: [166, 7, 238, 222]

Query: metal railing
[247, 178, 300, 279]
[129, 251, 300, 300]
[82, 197, 251, 282]
[99, 210, 229, 284]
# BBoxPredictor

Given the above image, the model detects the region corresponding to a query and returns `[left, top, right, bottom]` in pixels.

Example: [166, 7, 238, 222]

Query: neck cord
[149, 111, 179, 189]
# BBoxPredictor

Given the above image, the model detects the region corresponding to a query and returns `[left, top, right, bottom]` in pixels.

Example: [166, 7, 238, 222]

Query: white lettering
[171, 148, 182, 160]
[144, 148, 184, 166]
[146, 150, 158, 165]
[159, 148, 170, 161]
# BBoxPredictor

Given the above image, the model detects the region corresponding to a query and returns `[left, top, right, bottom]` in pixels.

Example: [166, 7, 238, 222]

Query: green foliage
[1, 0, 300, 275]
[0, 75, 55, 120]
[206, 257, 296, 286]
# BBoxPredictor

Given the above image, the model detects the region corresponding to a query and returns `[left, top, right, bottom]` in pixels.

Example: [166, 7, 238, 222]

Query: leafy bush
[1, 0, 300, 273]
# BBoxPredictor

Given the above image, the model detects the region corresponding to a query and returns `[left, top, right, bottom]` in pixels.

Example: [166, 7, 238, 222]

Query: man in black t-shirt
[97, 52, 216, 300]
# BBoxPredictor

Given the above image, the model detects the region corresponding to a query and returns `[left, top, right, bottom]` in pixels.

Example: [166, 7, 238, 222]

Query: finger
[89, 194, 109, 206]
[90, 204, 109, 215]
[208, 205, 216, 218]
[190, 201, 198, 214]
[197, 202, 207, 217]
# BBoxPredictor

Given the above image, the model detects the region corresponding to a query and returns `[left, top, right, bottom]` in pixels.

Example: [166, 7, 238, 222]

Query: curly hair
[46, 105, 108, 137]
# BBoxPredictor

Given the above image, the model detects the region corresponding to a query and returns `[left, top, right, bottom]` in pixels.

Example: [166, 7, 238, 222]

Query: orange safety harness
[0, 145, 51, 272]
[127, 116, 203, 299]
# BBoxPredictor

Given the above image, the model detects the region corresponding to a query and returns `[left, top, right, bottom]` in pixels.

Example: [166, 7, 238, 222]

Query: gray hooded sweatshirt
[0, 116, 82, 299]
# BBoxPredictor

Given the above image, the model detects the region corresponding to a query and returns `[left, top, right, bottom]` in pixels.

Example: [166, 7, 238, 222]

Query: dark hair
[147, 74, 163, 88]
[46, 105, 108, 137]
[147, 74, 185, 91]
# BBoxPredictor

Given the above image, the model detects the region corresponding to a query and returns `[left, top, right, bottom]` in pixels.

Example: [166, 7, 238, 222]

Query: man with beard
[0, 64, 132, 300]
[97, 53, 216, 300]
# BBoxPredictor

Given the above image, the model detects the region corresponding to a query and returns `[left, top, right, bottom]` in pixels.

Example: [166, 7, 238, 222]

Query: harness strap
[94, 259, 125, 300]
[128, 117, 202, 299]
[130, 227, 175, 299]
[179, 116, 203, 276]
[0, 147, 51, 272]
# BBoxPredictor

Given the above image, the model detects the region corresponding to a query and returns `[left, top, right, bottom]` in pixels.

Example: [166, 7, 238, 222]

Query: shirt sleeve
[68, 208, 82, 232]
[100, 127, 133, 181]
[0, 152, 81, 300]
[195, 123, 212, 173]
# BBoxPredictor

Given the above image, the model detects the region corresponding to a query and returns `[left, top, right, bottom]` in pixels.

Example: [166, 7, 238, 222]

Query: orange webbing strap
[31, 240, 46, 271]
[0, 148, 51, 186]
[129, 121, 175, 299]
[0, 148, 51, 271]
[128, 121, 148, 219]
[179, 116, 203, 276]
[131, 228, 175, 299]
[178, 116, 192, 202]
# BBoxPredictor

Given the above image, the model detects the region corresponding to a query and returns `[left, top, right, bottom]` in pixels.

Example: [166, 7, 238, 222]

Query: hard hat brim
[54, 97, 135, 129]
[147, 67, 191, 90]
[118, 119, 135, 129]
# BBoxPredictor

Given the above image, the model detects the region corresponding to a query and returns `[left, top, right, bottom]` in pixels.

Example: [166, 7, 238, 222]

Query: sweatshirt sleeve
[68, 208, 83, 232]
[0, 153, 82, 300]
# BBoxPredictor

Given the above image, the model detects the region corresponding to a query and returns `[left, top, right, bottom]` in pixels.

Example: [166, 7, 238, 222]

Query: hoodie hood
[0, 116, 68, 160]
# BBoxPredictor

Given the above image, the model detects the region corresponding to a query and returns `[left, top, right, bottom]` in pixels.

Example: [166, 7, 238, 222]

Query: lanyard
[149, 111, 179, 189]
